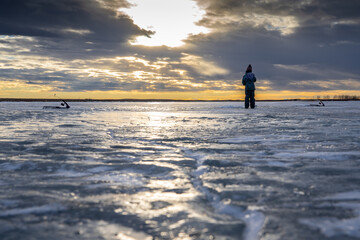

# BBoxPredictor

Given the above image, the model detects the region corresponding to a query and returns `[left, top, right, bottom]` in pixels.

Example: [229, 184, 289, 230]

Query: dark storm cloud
[193, 0, 360, 52]
[0, 0, 150, 43]
[187, 30, 360, 92]
[196, 0, 360, 21]
[189, 0, 360, 92]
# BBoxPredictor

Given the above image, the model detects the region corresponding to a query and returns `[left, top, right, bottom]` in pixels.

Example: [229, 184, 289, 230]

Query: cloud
[288, 79, 360, 91]
[0, 0, 151, 47]
[180, 54, 229, 76]
[185, 0, 360, 90]
[0, 0, 359, 98]
[192, 0, 360, 50]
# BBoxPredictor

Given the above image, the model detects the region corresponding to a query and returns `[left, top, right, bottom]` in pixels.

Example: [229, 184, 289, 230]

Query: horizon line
[0, 98, 359, 102]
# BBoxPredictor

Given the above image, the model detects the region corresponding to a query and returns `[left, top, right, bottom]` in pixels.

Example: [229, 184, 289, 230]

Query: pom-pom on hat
[246, 64, 252, 73]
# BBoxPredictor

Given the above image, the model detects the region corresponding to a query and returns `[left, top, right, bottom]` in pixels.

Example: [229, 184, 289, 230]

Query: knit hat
[246, 64, 252, 73]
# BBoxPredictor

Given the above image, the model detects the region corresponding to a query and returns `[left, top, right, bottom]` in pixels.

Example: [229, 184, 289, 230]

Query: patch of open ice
[194, 165, 208, 177]
[79, 220, 153, 240]
[219, 136, 266, 144]
[265, 161, 291, 167]
[0, 162, 22, 171]
[299, 216, 360, 238]
[0, 199, 20, 208]
[322, 191, 360, 201]
[244, 160, 292, 168]
[184, 146, 265, 240]
[181, 148, 207, 163]
[52, 169, 90, 178]
[212, 199, 265, 240]
[300, 190, 360, 238]
[87, 166, 113, 173]
[219, 135, 297, 144]
[87, 172, 144, 187]
[275, 151, 360, 161]
[218, 105, 242, 109]
[0, 203, 66, 217]
[242, 210, 265, 240]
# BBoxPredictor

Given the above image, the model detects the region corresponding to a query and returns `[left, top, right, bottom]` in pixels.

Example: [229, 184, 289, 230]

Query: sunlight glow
[181, 54, 229, 76]
[120, 0, 209, 47]
[62, 28, 92, 35]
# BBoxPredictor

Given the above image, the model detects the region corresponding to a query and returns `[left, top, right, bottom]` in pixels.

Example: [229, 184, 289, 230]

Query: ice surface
[0, 101, 359, 239]
[87, 172, 144, 187]
[299, 190, 360, 238]
[322, 191, 360, 201]
[52, 169, 91, 178]
[0, 204, 66, 217]
[0, 162, 22, 171]
[299, 217, 360, 238]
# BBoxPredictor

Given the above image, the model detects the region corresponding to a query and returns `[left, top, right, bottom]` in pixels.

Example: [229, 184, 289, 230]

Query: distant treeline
[314, 95, 360, 100]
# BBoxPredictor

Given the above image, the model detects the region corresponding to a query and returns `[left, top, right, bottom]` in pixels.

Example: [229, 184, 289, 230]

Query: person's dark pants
[245, 90, 255, 109]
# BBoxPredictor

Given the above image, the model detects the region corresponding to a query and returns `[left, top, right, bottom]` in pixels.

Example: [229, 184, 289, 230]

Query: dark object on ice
[242, 64, 256, 109]
[61, 100, 70, 108]
[309, 100, 325, 107]
[43, 100, 70, 109]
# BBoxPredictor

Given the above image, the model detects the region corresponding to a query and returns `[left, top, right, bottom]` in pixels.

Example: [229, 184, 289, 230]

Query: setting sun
[120, 0, 208, 47]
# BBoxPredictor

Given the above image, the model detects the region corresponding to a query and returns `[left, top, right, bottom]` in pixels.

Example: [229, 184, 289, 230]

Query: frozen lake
[0, 101, 359, 240]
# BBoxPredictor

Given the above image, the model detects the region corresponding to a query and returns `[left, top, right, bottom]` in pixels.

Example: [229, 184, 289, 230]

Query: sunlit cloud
[61, 28, 92, 35]
[289, 79, 360, 90]
[120, 0, 209, 47]
[0, 35, 36, 53]
[180, 54, 229, 76]
[274, 64, 360, 79]
[116, 56, 168, 70]
[331, 19, 359, 28]
[200, 13, 299, 35]
[0, 79, 55, 96]
[0, 46, 238, 95]
[253, 14, 299, 35]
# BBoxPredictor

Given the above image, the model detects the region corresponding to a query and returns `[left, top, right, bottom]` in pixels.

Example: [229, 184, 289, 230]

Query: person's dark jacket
[242, 72, 256, 91]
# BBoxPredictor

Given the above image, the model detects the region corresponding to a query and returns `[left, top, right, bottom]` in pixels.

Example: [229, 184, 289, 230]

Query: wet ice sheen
[0, 101, 359, 240]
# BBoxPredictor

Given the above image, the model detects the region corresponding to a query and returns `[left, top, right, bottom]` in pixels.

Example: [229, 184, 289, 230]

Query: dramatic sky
[1, 0, 360, 99]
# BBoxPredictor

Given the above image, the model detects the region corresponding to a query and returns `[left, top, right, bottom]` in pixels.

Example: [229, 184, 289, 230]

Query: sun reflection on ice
[146, 111, 170, 127]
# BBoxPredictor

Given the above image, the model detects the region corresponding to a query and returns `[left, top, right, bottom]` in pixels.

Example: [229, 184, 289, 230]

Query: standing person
[242, 64, 257, 109]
